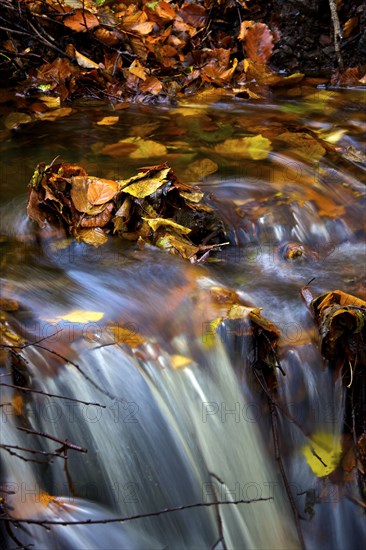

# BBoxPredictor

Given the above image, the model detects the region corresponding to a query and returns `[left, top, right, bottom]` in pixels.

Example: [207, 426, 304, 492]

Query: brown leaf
[79, 202, 114, 227]
[239, 21, 274, 64]
[63, 10, 99, 32]
[129, 59, 147, 80]
[139, 76, 163, 95]
[87, 178, 119, 205]
[177, 4, 206, 28]
[71, 176, 90, 213]
[75, 50, 100, 69]
[132, 21, 156, 35]
[5, 112, 32, 130]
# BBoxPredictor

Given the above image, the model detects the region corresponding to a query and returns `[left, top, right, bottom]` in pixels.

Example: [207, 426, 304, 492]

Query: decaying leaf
[238, 21, 275, 64]
[27, 161, 227, 261]
[214, 134, 271, 160]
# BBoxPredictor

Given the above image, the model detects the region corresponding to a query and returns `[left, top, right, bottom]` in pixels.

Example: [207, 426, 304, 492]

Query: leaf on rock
[70, 176, 90, 212]
[120, 167, 170, 197]
[76, 227, 109, 246]
[108, 325, 145, 348]
[87, 177, 119, 205]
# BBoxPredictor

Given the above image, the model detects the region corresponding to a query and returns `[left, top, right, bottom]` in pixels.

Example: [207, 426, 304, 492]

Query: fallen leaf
[87, 177, 119, 205]
[75, 49, 100, 69]
[11, 395, 23, 416]
[129, 138, 167, 159]
[171, 355, 192, 369]
[214, 134, 271, 160]
[97, 116, 119, 126]
[63, 9, 99, 32]
[108, 326, 145, 348]
[76, 227, 108, 247]
[129, 59, 147, 80]
[4, 112, 32, 130]
[183, 158, 218, 181]
[58, 310, 104, 323]
[302, 431, 342, 477]
[143, 217, 192, 234]
[38, 108, 73, 122]
[238, 21, 274, 64]
[276, 131, 326, 161]
[140, 76, 163, 95]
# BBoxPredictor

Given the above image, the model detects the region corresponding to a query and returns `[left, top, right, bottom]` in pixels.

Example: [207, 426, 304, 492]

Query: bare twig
[16, 427, 87, 454]
[328, 0, 344, 69]
[0, 382, 106, 408]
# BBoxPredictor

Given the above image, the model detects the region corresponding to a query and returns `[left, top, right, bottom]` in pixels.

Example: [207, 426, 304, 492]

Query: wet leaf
[302, 431, 342, 477]
[87, 177, 119, 205]
[143, 217, 192, 234]
[38, 108, 73, 122]
[276, 131, 326, 161]
[171, 355, 192, 369]
[76, 227, 108, 247]
[120, 167, 170, 198]
[108, 326, 145, 348]
[214, 134, 271, 160]
[58, 310, 104, 323]
[4, 112, 32, 130]
[183, 158, 218, 181]
[71, 176, 90, 212]
[11, 395, 24, 416]
[129, 138, 167, 159]
[140, 76, 163, 95]
[97, 116, 119, 126]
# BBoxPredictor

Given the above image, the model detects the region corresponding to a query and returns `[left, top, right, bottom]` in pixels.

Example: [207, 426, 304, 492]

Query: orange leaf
[87, 178, 119, 205]
[63, 10, 99, 33]
[239, 21, 274, 64]
[12, 395, 23, 416]
[140, 76, 163, 95]
[132, 21, 156, 35]
[129, 59, 147, 80]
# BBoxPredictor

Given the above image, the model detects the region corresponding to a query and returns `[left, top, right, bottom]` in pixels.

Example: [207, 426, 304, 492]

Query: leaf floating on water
[38, 108, 73, 122]
[96, 116, 119, 126]
[5, 112, 32, 130]
[302, 431, 342, 477]
[171, 355, 192, 369]
[183, 158, 218, 182]
[87, 178, 119, 205]
[214, 135, 271, 160]
[58, 310, 104, 323]
[108, 326, 145, 348]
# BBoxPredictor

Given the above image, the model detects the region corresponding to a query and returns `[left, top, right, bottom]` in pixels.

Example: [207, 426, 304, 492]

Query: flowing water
[0, 88, 365, 549]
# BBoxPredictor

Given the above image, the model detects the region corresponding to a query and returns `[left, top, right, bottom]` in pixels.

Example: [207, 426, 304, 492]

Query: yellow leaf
[75, 49, 99, 69]
[129, 59, 147, 80]
[39, 492, 57, 508]
[38, 108, 73, 122]
[4, 112, 32, 130]
[302, 431, 342, 477]
[214, 135, 271, 160]
[183, 158, 218, 181]
[97, 116, 119, 126]
[108, 326, 145, 348]
[121, 168, 170, 198]
[38, 95, 61, 109]
[143, 217, 192, 234]
[129, 139, 167, 159]
[171, 355, 192, 369]
[58, 310, 104, 323]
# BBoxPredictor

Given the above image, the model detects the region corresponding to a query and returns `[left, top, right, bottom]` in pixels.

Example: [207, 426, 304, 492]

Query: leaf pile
[27, 161, 227, 261]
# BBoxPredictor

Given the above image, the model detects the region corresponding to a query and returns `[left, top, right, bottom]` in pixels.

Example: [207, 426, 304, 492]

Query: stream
[1, 88, 365, 549]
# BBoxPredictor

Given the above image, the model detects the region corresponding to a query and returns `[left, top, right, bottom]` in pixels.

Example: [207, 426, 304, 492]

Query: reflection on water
[0, 91, 365, 549]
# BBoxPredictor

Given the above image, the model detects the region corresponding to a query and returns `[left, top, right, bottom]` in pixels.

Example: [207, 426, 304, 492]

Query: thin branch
[328, 0, 344, 69]
[16, 427, 87, 454]
[0, 382, 106, 408]
[1, 496, 273, 526]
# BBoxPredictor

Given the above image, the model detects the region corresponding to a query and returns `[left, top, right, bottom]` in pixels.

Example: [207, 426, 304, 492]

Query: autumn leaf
[183, 158, 218, 181]
[302, 431, 342, 477]
[12, 395, 23, 416]
[108, 326, 145, 348]
[57, 310, 104, 323]
[129, 59, 147, 80]
[140, 76, 163, 95]
[129, 138, 167, 159]
[38, 108, 73, 122]
[87, 177, 119, 205]
[214, 134, 271, 160]
[63, 10, 99, 32]
[97, 116, 119, 126]
[276, 131, 326, 161]
[5, 112, 32, 130]
[143, 217, 192, 234]
[76, 227, 109, 247]
[238, 21, 274, 64]
[171, 355, 192, 369]
[121, 174, 168, 198]
[75, 50, 99, 69]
